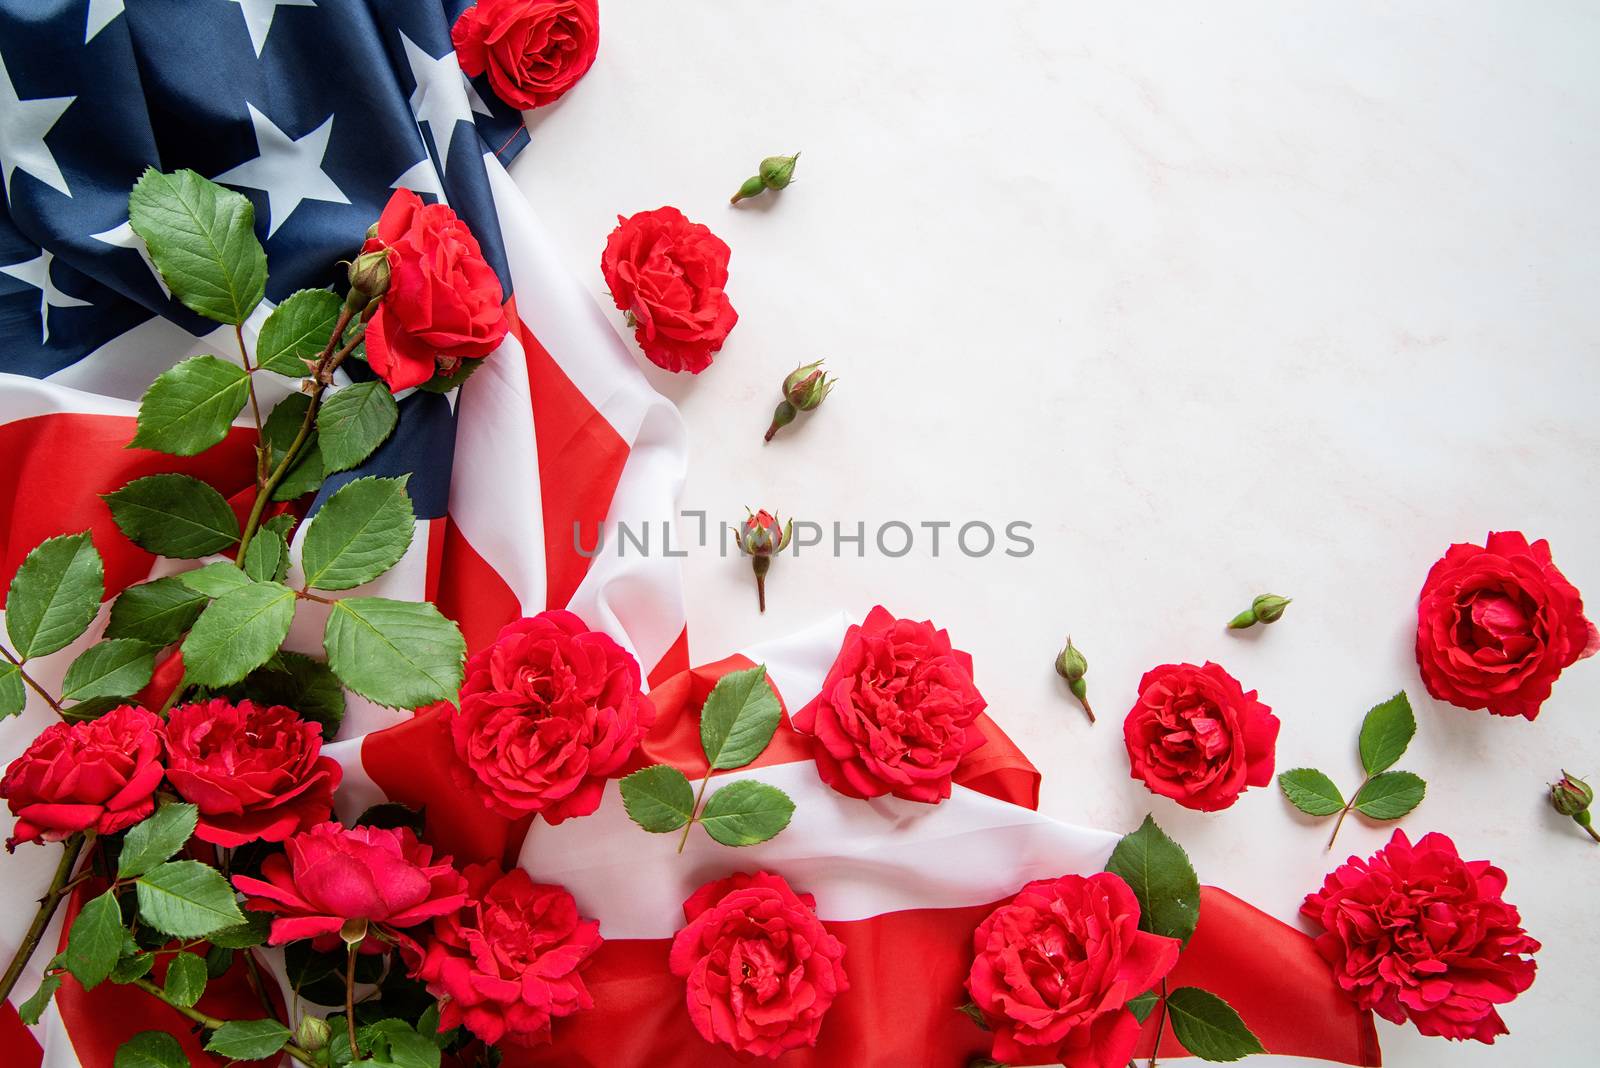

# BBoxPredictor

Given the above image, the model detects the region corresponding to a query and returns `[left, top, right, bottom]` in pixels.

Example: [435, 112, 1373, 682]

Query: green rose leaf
[1164, 986, 1266, 1062]
[361, 1018, 442, 1068]
[203, 1019, 291, 1061]
[128, 167, 267, 326]
[699, 664, 782, 771]
[118, 802, 199, 878]
[114, 1030, 188, 1068]
[956, 1001, 989, 1030]
[1127, 990, 1160, 1024]
[178, 561, 253, 598]
[241, 525, 287, 583]
[0, 661, 26, 719]
[180, 580, 296, 687]
[17, 973, 62, 1025]
[416, 356, 484, 394]
[110, 947, 156, 984]
[5, 532, 104, 660]
[300, 475, 416, 590]
[104, 474, 239, 558]
[203, 945, 234, 978]
[323, 597, 465, 709]
[318, 380, 399, 474]
[699, 779, 795, 846]
[61, 888, 124, 991]
[1104, 814, 1201, 948]
[263, 393, 325, 501]
[61, 639, 156, 702]
[225, 651, 344, 736]
[206, 912, 272, 949]
[134, 860, 246, 938]
[1358, 691, 1416, 776]
[620, 764, 696, 833]
[1353, 770, 1427, 820]
[1277, 768, 1346, 817]
[264, 512, 298, 541]
[105, 577, 207, 646]
[162, 951, 208, 1008]
[129, 355, 250, 456]
[258, 288, 342, 375]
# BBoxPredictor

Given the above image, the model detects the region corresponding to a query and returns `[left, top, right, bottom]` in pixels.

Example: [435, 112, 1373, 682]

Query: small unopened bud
[731, 152, 800, 204]
[1054, 636, 1094, 723]
[739, 509, 792, 612]
[365, 221, 381, 242]
[1551, 771, 1600, 843]
[296, 1016, 332, 1052]
[765, 360, 835, 442]
[345, 248, 392, 311]
[1228, 593, 1291, 629]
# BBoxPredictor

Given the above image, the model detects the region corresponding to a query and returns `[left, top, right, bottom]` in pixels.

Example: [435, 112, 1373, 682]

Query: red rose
[1122, 661, 1279, 812]
[792, 605, 987, 804]
[1, 705, 164, 850]
[601, 207, 737, 373]
[966, 872, 1180, 1068]
[452, 0, 599, 110]
[163, 698, 341, 847]
[450, 611, 651, 823]
[409, 863, 601, 1045]
[1302, 829, 1539, 1043]
[232, 822, 468, 947]
[668, 871, 848, 1058]
[1416, 531, 1598, 720]
[362, 188, 509, 392]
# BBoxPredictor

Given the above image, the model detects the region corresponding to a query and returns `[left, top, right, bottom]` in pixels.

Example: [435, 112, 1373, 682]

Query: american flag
[0, 3, 1378, 1065]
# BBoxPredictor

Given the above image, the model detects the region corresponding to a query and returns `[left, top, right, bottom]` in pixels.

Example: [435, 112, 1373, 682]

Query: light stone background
[510, 2, 1599, 1064]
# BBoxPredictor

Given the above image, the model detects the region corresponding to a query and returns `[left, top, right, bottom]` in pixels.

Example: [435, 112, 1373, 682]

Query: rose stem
[1326, 775, 1368, 851]
[0, 832, 87, 1003]
[677, 770, 715, 854]
[1148, 979, 1170, 1068]
[1581, 820, 1600, 845]
[0, 643, 64, 717]
[130, 977, 316, 1066]
[344, 942, 360, 1056]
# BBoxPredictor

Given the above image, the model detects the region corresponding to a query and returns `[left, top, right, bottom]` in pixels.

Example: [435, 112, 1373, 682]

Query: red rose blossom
[1122, 661, 1279, 812]
[362, 188, 509, 392]
[1, 704, 164, 850]
[409, 863, 601, 1045]
[601, 207, 737, 373]
[1302, 829, 1539, 1044]
[966, 872, 1180, 1068]
[1416, 531, 1598, 720]
[452, 0, 599, 110]
[232, 822, 468, 947]
[449, 611, 651, 823]
[668, 871, 848, 1058]
[163, 698, 341, 847]
[792, 605, 988, 804]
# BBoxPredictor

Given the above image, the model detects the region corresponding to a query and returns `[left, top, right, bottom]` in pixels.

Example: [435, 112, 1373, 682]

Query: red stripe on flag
[646, 625, 690, 689]
[504, 302, 630, 612]
[432, 517, 522, 657]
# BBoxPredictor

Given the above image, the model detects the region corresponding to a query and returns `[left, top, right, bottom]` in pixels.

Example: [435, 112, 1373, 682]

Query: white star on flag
[0, 50, 76, 199]
[391, 156, 447, 205]
[1, 249, 91, 343]
[214, 104, 350, 238]
[84, 0, 124, 43]
[227, 0, 317, 58]
[91, 219, 171, 298]
[400, 32, 486, 172]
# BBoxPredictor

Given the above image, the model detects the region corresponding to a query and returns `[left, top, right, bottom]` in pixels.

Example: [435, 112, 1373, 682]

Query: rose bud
[739, 509, 792, 612]
[1550, 771, 1599, 843]
[1228, 593, 1292, 629]
[345, 247, 393, 311]
[1053, 635, 1094, 723]
[764, 359, 835, 442]
[296, 1016, 331, 1052]
[730, 151, 800, 204]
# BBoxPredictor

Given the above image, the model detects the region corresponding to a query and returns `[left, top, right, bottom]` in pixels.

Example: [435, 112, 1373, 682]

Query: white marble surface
[510, 2, 1599, 1063]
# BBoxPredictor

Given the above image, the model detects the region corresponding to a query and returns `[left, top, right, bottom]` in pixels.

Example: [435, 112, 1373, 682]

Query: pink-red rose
[793, 605, 987, 804]
[1302, 829, 1539, 1044]
[1416, 531, 1598, 720]
[1122, 661, 1279, 812]
[163, 698, 341, 847]
[409, 863, 601, 1045]
[1, 704, 164, 850]
[232, 822, 468, 947]
[362, 188, 509, 392]
[450, 611, 652, 823]
[669, 871, 848, 1058]
[601, 207, 737, 374]
[966, 872, 1181, 1068]
[452, 0, 599, 110]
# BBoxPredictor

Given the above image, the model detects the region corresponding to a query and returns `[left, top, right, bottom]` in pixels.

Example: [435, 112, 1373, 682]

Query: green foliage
[178, 561, 253, 598]
[1280, 691, 1425, 840]
[263, 393, 325, 501]
[105, 577, 206, 646]
[323, 597, 464, 709]
[180, 580, 296, 687]
[5, 532, 104, 659]
[17, 973, 62, 1025]
[204, 1019, 292, 1060]
[1104, 814, 1201, 948]
[699, 779, 795, 846]
[134, 860, 246, 938]
[114, 1031, 187, 1068]
[620, 765, 696, 832]
[224, 651, 344, 736]
[61, 639, 156, 702]
[61, 889, 124, 991]
[1277, 768, 1345, 817]
[162, 951, 207, 1008]
[118, 803, 199, 878]
[242, 525, 288, 583]
[104, 474, 239, 558]
[300, 476, 416, 590]
[1127, 990, 1159, 1023]
[128, 167, 266, 325]
[699, 664, 782, 770]
[0, 661, 25, 719]
[1359, 692, 1417, 775]
[258, 288, 342, 375]
[206, 912, 272, 950]
[318, 380, 399, 473]
[1164, 986, 1265, 1062]
[1353, 771, 1427, 819]
[130, 355, 250, 456]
